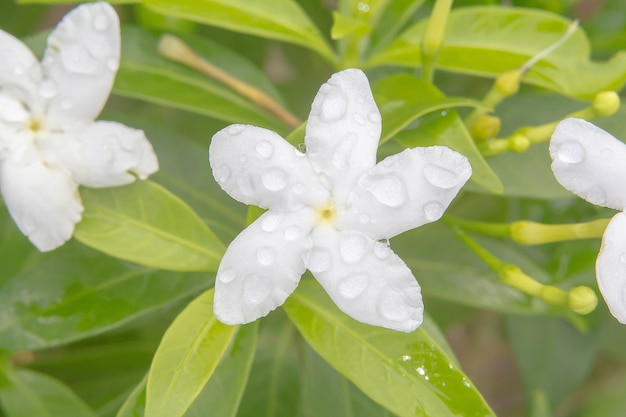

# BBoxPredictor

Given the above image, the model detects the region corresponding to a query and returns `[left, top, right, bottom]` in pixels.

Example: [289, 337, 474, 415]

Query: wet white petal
[214, 209, 316, 324]
[210, 124, 329, 211]
[0, 148, 82, 251]
[338, 146, 471, 239]
[305, 69, 380, 204]
[39, 121, 159, 187]
[0, 30, 39, 107]
[42, 2, 120, 126]
[551, 118, 626, 211]
[0, 94, 29, 124]
[596, 212, 626, 323]
[306, 226, 423, 332]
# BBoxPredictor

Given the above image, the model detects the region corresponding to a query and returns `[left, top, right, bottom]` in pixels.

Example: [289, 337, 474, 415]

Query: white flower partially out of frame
[0, 2, 158, 251]
[209, 69, 471, 332]
[551, 118, 626, 324]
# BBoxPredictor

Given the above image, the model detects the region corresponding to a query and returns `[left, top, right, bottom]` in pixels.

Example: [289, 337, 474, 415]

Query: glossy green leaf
[237, 314, 301, 417]
[368, 0, 426, 54]
[141, 0, 336, 63]
[74, 180, 224, 271]
[145, 289, 238, 417]
[0, 243, 210, 351]
[0, 368, 98, 417]
[369, 6, 626, 98]
[116, 376, 147, 417]
[116, 26, 288, 134]
[284, 280, 496, 417]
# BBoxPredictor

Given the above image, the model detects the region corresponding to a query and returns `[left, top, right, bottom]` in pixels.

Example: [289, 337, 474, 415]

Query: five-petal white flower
[210, 69, 471, 332]
[551, 117, 626, 323]
[0, 2, 158, 251]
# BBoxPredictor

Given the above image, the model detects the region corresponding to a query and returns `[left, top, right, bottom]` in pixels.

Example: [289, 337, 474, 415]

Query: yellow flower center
[317, 201, 336, 223]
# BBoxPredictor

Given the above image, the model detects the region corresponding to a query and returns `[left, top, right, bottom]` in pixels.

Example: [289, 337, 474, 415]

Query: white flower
[551, 117, 626, 323]
[209, 69, 471, 332]
[0, 2, 158, 251]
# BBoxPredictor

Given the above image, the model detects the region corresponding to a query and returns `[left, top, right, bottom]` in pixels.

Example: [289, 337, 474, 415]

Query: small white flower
[0, 2, 158, 251]
[209, 69, 471, 332]
[551, 117, 626, 323]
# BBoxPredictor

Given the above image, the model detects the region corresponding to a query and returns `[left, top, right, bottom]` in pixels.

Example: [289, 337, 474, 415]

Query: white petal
[0, 29, 39, 106]
[596, 212, 626, 323]
[0, 94, 29, 124]
[209, 124, 329, 211]
[551, 118, 626, 210]
[306, 226, 423, 332]
[305, 69, 381, 204]
[338, 146, 471, 239]
[214, 209, 316, 324]
[41, 2, 120, 126]
[38, 121, 158, 187]
[0, 146, 82, 251]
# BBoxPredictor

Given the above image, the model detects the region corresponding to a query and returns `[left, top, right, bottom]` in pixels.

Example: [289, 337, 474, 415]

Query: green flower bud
[568, 286, 598, 315]
[592, 91, 620, 117]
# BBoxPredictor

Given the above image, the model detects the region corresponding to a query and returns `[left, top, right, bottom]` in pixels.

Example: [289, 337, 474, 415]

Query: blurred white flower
[551, 118, 626, 323]
[209, 69, 471, 332]
[0, 2, 158, 251]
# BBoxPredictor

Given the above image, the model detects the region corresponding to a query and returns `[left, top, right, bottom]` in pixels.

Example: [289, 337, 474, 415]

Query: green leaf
[331, 12, 371, 40]
[284, 280, 496, 417]
[116, 26, 288, 134]
[368, 0, 426, 54]
[237, 314, 301, 417]
[0, 205, 41, 285]
[0, 368, 98, 417]
[116, 376, 147, 417]
[74, 180, 224, 272]
[145, 289, 238, 417]
[0, 243, 210, 351]
[369, 6, 626, 98]
[18, 0, 137, 3]
[141, 0, 336, 63]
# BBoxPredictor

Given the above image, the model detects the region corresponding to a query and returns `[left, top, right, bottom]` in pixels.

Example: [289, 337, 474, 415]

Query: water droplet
[462, 378, 471, 388]
[360, 174, 407, 207]
[368, 111, 381, 123]
[620, 253, 626, 263]
[227, 125, 246, 135]
[305, 247, 332, 273]
[39, 79, 58, 99]
[60, 98, 73, 110]
[215, 166, 230, 183]
[262, 168, 288, 191]
[93, 14, 109, 31]
[423, 164, 460, 189]
[244, 275, 272, 304]
[257, 246, 276, 266]
[354, 113, 366, 125]
[357, 2, 370, 12]
[284, 226, 301, 241]
[60, 42, 101, 75]
[423, 201, 444, 221]
[557, 140, 585, 164]
[331, 133, 355, 170]
[13, 63, 25, 75]
[356, 95, 365, 104]
[261, 212, 282, 232]
[379, 289, 412, 321]
[441, 110, 448, 116]
[368, 129, 376, 137]
[106, 57, 119, 71]
[218, 269, 236, 283]
[448, 363, 454, 370]
[416, 366, 426, 376]
[401, 355, 411, 362]
[374, 241, 391, 259]
[319, 89, 347, 123]
[338, 273, 369, 299]
[296, 144, 307, 154]
[339, 234, 367, 263]
[587, 185, 607, 206]
[256, 140, 274, 159]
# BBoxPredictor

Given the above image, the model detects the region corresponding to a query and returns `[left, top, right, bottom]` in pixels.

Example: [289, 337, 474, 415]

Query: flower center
[27, 118, 42, 133]
[317, 201, 337, 223]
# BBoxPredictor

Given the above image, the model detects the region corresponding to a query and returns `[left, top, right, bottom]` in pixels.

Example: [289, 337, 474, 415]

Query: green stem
[421, 0, 453, 82]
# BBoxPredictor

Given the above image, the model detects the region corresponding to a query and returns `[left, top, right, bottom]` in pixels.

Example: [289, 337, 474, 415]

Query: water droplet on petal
[284, 226, 301, 241]
[557, 140, 585, 164]
[423, 201, 444, 221]
[261, 212, 283, 232]
[215, 166, 231, 183]
[227, 125, 246, 135]
[356, 95, 365, 104]
[368, 129, 377, 137]
[619, 253, 626, 263]
[218, 269, 236, 283]
[368, 111, 381, 123]
[244, 275, 272, 304]
[424, 164, 461, 189]
[319, 89, 347, 123]
[257, 246, 276, 266]
[354, 113, 366, 125]
[13, 64, 25, 75]
[306, 247, 332, 273]
[587, 185, 607, 206]
[262, 168, 288, 191]
[106, 57, 119, 72]
[93, 14, 109, 31]
[296, 144, 307, 154]
[39, 79, 58, 99]
[339, 234, 367, 263]
[338, 273, 369, 299]
[373, 241, 391, 259]
[379, 289, 412, 321]
[256, 140, 274, 159]
[360, 174, 407, 207]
